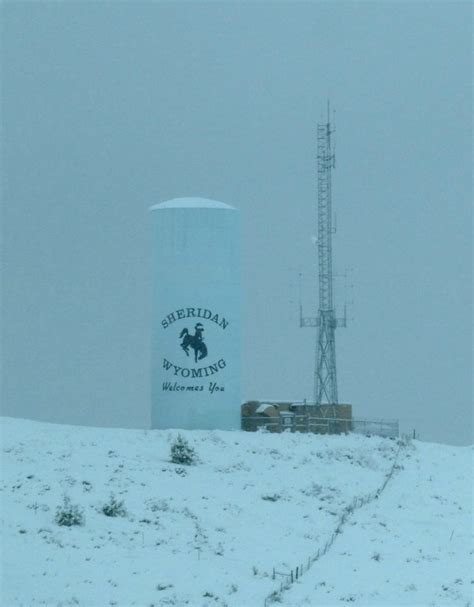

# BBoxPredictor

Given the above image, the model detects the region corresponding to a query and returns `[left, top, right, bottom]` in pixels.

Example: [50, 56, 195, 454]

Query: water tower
[150, 197, 241, 430]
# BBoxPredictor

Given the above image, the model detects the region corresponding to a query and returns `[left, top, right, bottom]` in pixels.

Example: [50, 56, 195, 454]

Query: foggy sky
[1, 1, 472, 445]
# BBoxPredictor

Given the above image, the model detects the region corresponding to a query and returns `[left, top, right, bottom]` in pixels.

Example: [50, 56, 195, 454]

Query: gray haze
[1, 2, 472, 445]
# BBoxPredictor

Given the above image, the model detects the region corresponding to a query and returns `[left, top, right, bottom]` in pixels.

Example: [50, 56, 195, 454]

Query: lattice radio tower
[300, 104, 346, 404]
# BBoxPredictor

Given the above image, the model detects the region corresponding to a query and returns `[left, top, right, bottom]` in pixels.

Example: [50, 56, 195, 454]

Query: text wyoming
[163, 357, 226, 378]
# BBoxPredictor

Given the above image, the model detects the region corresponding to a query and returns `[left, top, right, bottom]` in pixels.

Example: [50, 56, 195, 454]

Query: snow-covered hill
[1, 417, 472, 606]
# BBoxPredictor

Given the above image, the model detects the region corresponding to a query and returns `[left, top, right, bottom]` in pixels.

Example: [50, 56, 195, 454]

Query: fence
[350, 417, 399, 438]
[263, 438, 407, 606]
[242, 415, 399, 439]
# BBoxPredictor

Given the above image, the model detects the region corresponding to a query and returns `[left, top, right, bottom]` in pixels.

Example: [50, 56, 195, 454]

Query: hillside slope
[1, 417, 472, 606]
[283, 441, 473, 606]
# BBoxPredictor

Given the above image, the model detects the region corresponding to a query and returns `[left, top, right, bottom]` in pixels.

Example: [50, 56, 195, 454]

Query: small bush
[147, 499, 170, 513]
[301, 482, 323, 498]
[102, 493, 127, 517]
[82, 480, 93, 492]
[55, 495, 85, 527]
[156, 583, 173, 591]
[215, 542, 224, 556]
[267, 591, 282, 603]
[170, 434, 197, 466]
[371, 552, 382, 562]
[262, 493, 280, 502]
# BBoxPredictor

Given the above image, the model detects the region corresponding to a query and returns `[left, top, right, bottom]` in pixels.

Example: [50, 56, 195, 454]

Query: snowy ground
[1, 417, 472, 607]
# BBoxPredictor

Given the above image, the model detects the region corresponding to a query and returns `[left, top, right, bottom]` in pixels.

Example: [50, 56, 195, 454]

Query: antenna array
[300, 105, 346, 404]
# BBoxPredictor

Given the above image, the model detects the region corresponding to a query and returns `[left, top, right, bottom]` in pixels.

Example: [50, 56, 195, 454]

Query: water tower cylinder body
[150, 198, 241, 430]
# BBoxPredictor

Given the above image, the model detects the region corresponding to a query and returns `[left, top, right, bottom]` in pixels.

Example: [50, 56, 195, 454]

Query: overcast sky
[1, 1, 472, 445]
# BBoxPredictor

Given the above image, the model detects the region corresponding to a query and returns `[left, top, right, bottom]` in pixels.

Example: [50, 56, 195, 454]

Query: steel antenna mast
[300, 103, 346, 404]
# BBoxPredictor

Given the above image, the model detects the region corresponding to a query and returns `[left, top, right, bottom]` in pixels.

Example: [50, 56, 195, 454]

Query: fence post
[291, 570, 294, 583]
[272, 567, 275, 580]
[296, 566, 299, 580]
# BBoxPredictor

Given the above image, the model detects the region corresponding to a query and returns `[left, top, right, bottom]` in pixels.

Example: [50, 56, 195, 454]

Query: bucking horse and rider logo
[179, 323, 208, 363]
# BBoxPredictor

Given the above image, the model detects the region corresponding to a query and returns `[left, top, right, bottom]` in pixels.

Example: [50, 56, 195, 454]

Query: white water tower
[150, 197, 241, 430]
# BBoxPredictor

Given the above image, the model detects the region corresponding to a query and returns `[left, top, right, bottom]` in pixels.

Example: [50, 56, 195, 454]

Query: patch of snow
[1, 417, 472, 606]
[149, 197, 236, 211]
[256, 404, 277, 414]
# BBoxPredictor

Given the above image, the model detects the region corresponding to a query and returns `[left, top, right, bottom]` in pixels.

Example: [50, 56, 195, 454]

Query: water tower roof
[149, 197, 236, 211]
